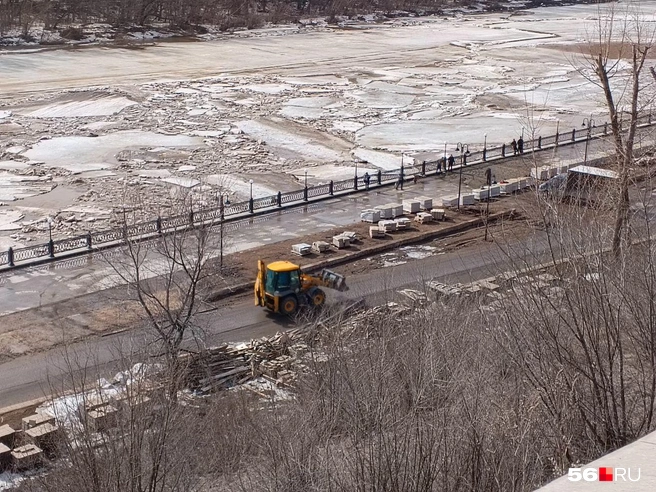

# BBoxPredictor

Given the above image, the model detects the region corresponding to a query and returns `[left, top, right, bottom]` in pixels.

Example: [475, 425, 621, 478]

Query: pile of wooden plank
[182, 330, 310, 393]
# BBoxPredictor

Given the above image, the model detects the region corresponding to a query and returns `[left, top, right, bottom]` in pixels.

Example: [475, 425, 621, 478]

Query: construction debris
[291, 243, 312, 256]
[414, 212, 433, 224]
[311, 241, 330, 253]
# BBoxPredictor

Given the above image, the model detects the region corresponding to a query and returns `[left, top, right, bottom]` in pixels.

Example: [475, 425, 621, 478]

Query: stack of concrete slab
[0, 443, 10, 471]
[442, 196, 459, 207]
[499, 180, 519, 194]
[460, 193, 475, 206]
[414, 212, 433, 224]
[369, 226, 385, 238]
[341, 231, 358, 242]
[25, 422, 61, 455]
[11, 444, 43, 470]
[311, 241, 330, 253]
[22, 413, 55, 431]
[402, 199, 420, 214]
[0, 424, 15, 449]
[378, 220, 398, 233]
[373, 205, 394, 219]
[332, 235, 350, 249]
[530, 166, 551, 180]
[389, 203, 404, 218]
[87, 404, 119, 433]
[430, 209, 446, 221]
[360, 209, 381, 223]
[394, 217, 412, 229]
[415, 196, 433, 210]
[291, 243, 312, 256]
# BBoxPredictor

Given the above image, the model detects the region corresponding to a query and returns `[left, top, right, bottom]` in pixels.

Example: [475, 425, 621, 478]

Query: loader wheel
[280, 296, 298, 316]
[311, 289, 326, 308]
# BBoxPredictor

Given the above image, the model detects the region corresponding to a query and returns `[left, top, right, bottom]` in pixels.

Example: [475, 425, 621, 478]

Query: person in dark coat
[438, 157, 444, 173]
[447, 154, 455, 171]
[511, 138, 517, 155]
[517, 136, 524, 154]
[363, 172, 371, 190]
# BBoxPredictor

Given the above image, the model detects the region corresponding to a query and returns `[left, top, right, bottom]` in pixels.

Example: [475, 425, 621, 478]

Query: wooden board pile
[182, 329, 310, 393]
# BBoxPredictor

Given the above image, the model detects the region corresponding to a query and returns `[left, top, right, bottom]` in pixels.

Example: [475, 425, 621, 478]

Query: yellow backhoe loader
[254, 260, 348, 315]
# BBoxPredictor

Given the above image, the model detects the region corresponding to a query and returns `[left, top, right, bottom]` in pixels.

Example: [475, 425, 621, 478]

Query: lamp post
[582, 117, 595, 164]
[455, 143, 470, 210]
[354, 161, 358, 190]
[483, 133, 487, 161]
[249, 179, 254, 213]
[443, 141, 447, 171]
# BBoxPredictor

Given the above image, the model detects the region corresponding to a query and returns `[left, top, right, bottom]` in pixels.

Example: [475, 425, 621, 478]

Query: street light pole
[219, 194, 224, 270]
[456, 143, 469, 210]
[303, 168, 308, 201]
[443, 141, 447, 171]
[483, 133, 487, 161]
[354, 161, 358, 190]
[582, 117, 595, 164]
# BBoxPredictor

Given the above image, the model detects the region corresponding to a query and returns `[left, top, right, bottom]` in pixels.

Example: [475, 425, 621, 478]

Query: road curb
[205, 209, 513, 302]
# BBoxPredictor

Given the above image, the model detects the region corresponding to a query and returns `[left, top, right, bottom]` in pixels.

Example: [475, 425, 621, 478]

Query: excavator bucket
[320, 269, 348, 292]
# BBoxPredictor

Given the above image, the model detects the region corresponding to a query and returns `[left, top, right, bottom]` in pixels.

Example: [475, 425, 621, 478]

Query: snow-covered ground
[0, 1, 653, 246]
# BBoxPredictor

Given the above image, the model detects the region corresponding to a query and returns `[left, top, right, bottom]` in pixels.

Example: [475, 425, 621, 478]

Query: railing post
[277, 191, 282, 207]
[303, 186, 308, 202]
[538, 136, 542, 149]
[421, 161, 426, 175]
[501, 144, 505, 157]
[377, 170, 382, 185]
[48, 239, 55, 258]
[249, 197, 254, 213]
[354, 175, 358, 191]
[571, 129, 576, 142]
[329, 181, 334, 195]
[8, 247, 14, 267]
[482, 148, 486, 162]
[86, 232, 92, 250]
[156, 217, 162, 234]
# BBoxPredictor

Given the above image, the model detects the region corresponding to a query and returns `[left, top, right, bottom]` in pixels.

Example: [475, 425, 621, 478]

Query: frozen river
[0, 1, 654, 247]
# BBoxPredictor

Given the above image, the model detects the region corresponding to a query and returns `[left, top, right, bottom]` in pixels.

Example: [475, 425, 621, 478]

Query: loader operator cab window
[266, 269, 300, 293]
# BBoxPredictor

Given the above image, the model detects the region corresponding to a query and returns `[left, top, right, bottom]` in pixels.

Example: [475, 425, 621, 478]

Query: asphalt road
[0, 226, 554, 409]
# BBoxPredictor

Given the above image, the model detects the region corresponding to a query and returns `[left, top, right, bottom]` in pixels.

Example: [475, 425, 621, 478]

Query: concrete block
[441, 196, 459, 207]
[473, 188, 490, 201]
[430, 209, 445, 220]
[0, 424, 15, 448]
[87, 404, 119, 433]
[22, 413, 55, 431]
[360, 209, 381, 223]
[548, 166, 559, 178]
[373, 205, 393, 219]
[378, 220, 398, 233]
[499, 181, 518, 194]
[25, 422, 62, 455]
[332, 235, 350, 249]
[530, 166, 550, 180]
[414, 212, 433, 224]
[311, 241, 330, 253]
[291, 243, 312, 256]
[369, 226, 385, 238]
[0, 443, 10, 472]
[11, 444, 43, 470]
[389, 204, 404, 218]
[414, 196, 433, 210]
[402, 200, 421, 214]
[394, 217, 412, 229]
[460, 194, 475, 206]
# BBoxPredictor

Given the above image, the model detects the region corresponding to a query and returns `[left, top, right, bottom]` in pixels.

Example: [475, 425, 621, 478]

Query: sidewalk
[0, 135, 631, 317]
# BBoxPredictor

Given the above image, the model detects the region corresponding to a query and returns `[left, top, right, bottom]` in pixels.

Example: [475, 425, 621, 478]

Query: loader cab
[265, 261, 301, 296]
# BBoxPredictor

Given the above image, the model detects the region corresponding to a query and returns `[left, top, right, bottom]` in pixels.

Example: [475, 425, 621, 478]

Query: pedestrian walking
[363, 172, 371, 190]
[511, 138, 517, 155]
[437, 157, 444, 173]
[517, 136, 524, 154]
[447, 154, 455, 171]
